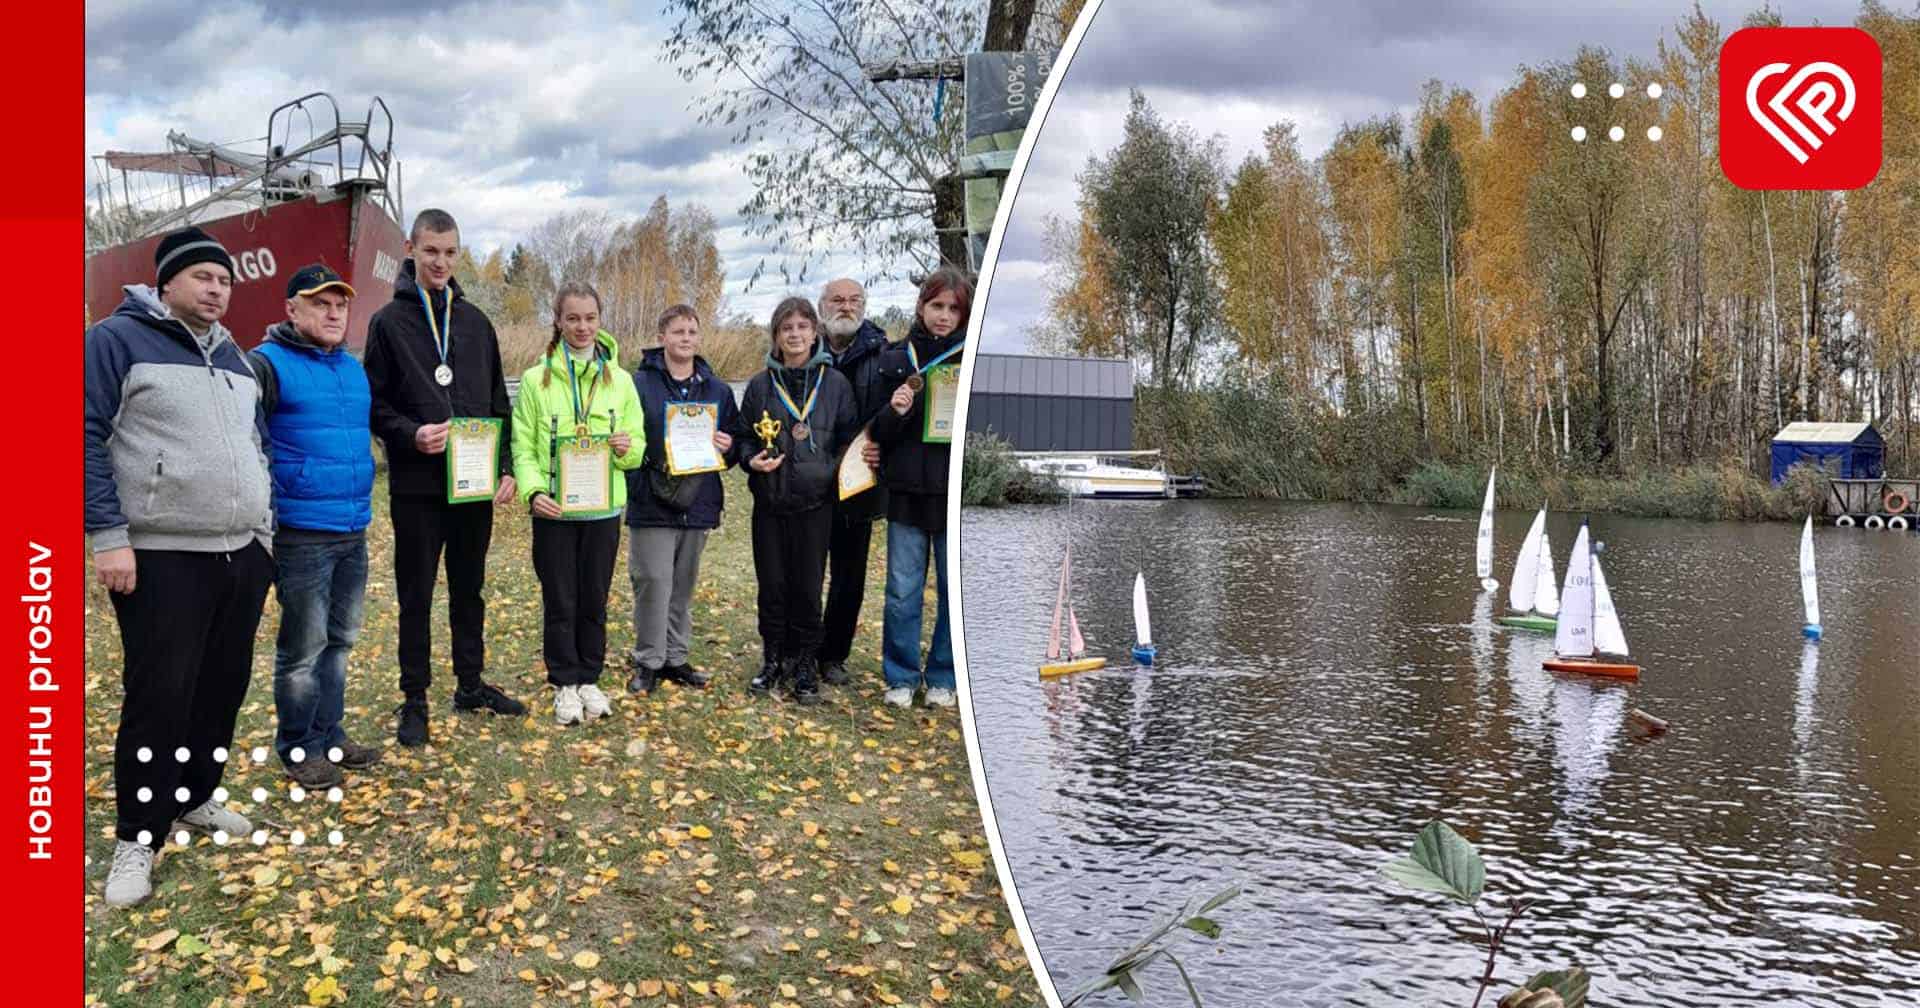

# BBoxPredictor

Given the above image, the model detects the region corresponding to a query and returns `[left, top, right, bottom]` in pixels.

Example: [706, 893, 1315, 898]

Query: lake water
[959, 500, 1920, 1006]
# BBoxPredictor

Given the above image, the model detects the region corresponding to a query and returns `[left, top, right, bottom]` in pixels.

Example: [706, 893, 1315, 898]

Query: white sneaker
[103, 840, 154, 908]
[925, 687, 956, 708]
[175, 799, 251, 837]
[883, 687, 914, 708]
[577, 683, 612, 720]
[554, 685, 583, 726]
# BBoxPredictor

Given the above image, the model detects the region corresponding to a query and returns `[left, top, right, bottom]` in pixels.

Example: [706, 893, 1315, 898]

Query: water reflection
[961, 501, 1920, 1006]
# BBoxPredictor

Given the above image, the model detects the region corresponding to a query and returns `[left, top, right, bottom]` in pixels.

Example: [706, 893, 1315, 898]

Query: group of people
[84, 209, 967, 908]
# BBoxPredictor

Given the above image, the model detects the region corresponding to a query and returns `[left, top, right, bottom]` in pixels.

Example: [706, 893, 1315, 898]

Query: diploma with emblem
[663, 402, 725, 475]
[921, 363, 959, 444]
[446, 417, 502, 504]
[838, 427, 878, 500]
[556, 434, 614, 514]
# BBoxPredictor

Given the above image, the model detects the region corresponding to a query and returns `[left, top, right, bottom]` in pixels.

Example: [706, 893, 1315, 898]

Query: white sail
[1800, 515, 1821, 628]
[1553, 524, 1595, 657]
[1132, 572, 1153, 646]
[1476, 467, 1497, 586]
[1591, 553, 1629, 656]
[1534, 527, 1561, 617]
[1508, 508, 1545, 612]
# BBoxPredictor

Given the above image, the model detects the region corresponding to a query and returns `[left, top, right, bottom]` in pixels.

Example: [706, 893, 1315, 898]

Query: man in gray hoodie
[83, 226, 275, 908]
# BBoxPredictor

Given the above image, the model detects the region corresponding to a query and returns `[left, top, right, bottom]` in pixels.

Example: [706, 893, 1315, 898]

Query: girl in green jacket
[510, 281, 646, 726]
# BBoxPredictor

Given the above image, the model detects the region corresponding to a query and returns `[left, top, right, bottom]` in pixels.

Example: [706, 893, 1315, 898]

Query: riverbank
[83, 471, 1034, 1008]
[1131, 385, 1836, 522]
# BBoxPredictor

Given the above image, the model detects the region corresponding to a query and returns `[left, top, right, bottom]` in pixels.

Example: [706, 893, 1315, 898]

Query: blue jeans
[272, 537, 367, 763]
[882, 521, 953, 690]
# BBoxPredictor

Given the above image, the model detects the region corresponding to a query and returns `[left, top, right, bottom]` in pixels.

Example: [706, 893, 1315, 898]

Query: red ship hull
[85, 188, 406, 352]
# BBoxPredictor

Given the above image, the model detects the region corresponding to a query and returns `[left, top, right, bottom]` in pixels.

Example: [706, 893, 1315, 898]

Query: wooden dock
[1824, 476, 1918, 528]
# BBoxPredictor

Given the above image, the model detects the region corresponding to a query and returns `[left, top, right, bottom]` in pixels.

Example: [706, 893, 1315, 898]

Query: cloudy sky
[980, 0, 1870, 353]
[83, 0, 925, 321]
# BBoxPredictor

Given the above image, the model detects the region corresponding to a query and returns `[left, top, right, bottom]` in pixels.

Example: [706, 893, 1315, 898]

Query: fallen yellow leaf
[572, 950, 601, 969]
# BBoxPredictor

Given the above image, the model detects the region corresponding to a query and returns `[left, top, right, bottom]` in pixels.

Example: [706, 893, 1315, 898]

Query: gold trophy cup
[753, 409, 784, 459]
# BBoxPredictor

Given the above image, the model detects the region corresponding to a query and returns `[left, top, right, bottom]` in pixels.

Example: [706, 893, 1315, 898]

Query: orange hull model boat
[1544, 520, 1642, 681]
[1543, 656, 1640, 680]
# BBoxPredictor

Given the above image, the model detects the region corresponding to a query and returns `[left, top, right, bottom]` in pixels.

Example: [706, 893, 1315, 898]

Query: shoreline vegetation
[1132, 384, 1832, 523]
[84, 472, 1036, 1008]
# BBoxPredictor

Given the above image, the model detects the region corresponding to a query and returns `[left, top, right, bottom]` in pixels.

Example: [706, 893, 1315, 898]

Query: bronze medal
[792, 422, 811, 441]
[906, 374, 925, 392]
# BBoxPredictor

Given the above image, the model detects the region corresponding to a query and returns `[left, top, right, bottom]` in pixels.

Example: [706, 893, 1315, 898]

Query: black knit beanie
[154, 227, 235, 289]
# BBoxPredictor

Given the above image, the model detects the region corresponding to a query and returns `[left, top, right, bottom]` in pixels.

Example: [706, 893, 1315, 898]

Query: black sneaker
[334, 737, 382, 769]
[395, 697, 430, 748]
[627, 665, 658, 696]
[660, 662, 710, 688]
[749, 656, 785, 695]
[789, 657, 824, 705]
[819, 660, 851, 686]
[454, 681, 528, 716]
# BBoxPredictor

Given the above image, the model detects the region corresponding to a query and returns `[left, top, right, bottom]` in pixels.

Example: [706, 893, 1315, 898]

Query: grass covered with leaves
[83, 471, 1036, 1008]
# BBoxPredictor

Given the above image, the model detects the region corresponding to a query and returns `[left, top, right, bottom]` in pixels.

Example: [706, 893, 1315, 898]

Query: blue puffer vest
[255, 332, 375, 533]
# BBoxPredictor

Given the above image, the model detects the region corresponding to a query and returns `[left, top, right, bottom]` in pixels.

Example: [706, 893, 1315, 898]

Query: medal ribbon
[420, 286, 451, 365]
[565, 348, 606, 430]
[770, 364, 821, 425]
[907, 338, 964, 378]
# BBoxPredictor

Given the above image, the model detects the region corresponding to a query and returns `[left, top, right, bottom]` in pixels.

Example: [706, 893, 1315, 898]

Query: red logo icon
[1719, 27, 1881, 190]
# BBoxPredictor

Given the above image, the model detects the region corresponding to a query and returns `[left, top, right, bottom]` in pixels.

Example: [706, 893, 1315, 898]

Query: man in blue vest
[248, 264, 382, 789]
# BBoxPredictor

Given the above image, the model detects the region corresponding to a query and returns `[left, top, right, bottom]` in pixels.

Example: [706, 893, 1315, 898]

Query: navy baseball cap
[286, 263, 355, 299]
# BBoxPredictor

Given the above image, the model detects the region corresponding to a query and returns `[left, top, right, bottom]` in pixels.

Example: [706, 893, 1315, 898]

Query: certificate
[921, 363, 959, 444]
[557, 435, 613, 514]
[446, 418, 502, 504]
[838, 427, 877, 501]
[663, 402, 725, 475]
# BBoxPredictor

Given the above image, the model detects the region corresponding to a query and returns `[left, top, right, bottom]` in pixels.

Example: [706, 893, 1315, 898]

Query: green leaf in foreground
[1181, 915, 1221, 939]
[1381, 819, 1486, 905]
[1520, 966, 1590, 1008]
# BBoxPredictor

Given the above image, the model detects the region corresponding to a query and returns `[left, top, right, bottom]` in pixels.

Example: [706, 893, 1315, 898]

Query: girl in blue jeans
[869, 267, 972, 707]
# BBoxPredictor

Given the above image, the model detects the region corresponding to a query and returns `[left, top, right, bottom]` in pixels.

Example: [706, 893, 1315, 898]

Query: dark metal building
[966, 353, 1133, 451]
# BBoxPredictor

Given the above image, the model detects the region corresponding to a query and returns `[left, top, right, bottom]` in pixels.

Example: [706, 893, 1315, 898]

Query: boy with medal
[870, 267, 972, 709]
[365, 209, 527, 748]
[735, 297, 858, 704]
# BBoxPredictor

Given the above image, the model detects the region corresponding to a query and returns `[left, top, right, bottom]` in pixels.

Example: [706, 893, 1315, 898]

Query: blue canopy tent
[1770, 422, 1885, 483]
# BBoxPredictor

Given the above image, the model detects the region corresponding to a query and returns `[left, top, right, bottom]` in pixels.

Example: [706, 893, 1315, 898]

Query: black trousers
[390, 493, 494, 698]
[531, 516, 622, 686]
[110, 543, 273, 848]
[750, 503, 833, 661]
[818, 507, 875, 663]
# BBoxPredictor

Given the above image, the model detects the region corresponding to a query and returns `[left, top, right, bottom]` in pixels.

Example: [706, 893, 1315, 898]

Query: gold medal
[906, 374, 924, 392]
[576, 423, 590, 436]
[792, 422, 811, 441]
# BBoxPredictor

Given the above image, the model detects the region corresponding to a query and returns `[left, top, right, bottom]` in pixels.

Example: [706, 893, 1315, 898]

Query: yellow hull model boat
[1038, 544, 1104, 679]
[1040, 657, 1108, 679]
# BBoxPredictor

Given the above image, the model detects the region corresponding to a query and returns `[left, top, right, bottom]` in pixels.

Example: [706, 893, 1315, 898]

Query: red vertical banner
[5, 5, 83, 1002]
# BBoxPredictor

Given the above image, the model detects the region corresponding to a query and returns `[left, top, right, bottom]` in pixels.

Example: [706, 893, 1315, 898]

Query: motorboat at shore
[1014, 450, 1205, 500]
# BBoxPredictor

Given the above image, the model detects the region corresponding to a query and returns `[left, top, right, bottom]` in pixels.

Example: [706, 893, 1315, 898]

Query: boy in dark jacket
[869, 267, 972, 709]
[363, 208, 526, 747]
[625, 305, 741, 695]
[735, 297, 858, 704]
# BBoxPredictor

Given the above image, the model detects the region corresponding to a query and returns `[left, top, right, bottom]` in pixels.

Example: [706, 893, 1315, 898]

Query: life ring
[1891, 515, 1911, 530]
[1886, 491, 1911, 514]
[1864, 515, 1885, 529]
[1836, 515, 1855, 527]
